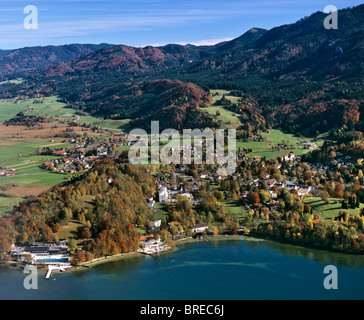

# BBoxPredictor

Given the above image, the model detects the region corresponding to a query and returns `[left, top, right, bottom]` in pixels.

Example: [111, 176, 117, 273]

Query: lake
[1, 237, 364, 300]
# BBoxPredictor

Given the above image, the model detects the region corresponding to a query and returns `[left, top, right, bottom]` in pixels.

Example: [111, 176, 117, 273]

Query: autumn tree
[334, 183, 344, 198]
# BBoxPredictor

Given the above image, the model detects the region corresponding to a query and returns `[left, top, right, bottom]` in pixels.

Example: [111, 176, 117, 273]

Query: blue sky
[0, 0, 362, 49]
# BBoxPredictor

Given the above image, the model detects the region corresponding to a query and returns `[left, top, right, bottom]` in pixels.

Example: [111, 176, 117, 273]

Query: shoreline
[2, 234, 364, 276]
[68, 236, 233, 272]
[0, 235, 265, 273]
[70, 251, 143, 272]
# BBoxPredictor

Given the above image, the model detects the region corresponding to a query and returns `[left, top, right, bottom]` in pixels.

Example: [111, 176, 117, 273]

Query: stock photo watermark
[23, 265, 38, 290]
[128, 121, 237, 176]
[323, 265, 338, 290]
[323, 5, 338, 30]
[24, 5, 38, 30]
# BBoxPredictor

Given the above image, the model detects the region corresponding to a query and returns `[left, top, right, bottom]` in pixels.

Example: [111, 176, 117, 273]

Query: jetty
[45, 265, 67, 279]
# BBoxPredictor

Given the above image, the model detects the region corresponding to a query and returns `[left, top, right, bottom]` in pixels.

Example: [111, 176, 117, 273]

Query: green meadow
[0, 140, 72, 174]
[206, 89, 243, 129]
[205, 89, 328, 161]
[0, 97, 75, 214]
[0, 173, 68, 187]
[0, 196, 24, 217]
[78, 116, 130, 131]
[0, 95, 130, 130]
[304, 197, 364, 219]
[0, 96, 75, 123]
[237, 129, 326, 160]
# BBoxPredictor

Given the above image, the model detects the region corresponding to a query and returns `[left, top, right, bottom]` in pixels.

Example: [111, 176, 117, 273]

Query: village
[29, 130, 340, 223]
[4, 127, 364, 272]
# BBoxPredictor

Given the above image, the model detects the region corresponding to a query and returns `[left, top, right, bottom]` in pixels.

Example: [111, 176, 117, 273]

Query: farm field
[0, 97, 80, 214]
[0, 140, 73, 174]
[0, 138, 72, 216]
[0, 172, 68, 217]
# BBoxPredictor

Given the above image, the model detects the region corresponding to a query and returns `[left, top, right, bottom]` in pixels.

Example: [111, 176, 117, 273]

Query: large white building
[189, 223, 209, 234]
[159, 186, 169, 202]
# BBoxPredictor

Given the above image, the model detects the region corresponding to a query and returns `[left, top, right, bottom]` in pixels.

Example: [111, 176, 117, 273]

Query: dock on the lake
[45, 266, 67, 279]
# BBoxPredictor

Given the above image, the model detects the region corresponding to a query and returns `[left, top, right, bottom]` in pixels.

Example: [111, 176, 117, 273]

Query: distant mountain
[0, 43, 113, 80]
[2, 5, 364, 135]
[38, 44, 203, 78]
[0, 49, 14, 57]
[211, 28, 268, 53]
[177, 5, 364, 133]
[185, 5, 364, 83]
[33, 27, 268, 79]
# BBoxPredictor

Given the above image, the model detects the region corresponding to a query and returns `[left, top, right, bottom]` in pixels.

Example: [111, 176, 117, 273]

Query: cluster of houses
[243, 177, 313, 201]
[149, 149, 318, 230]
[0, 168, 17, 176]
[40, 133, 132, 174]
[41, 154, 95, 174]
[152, 151, 314, 209]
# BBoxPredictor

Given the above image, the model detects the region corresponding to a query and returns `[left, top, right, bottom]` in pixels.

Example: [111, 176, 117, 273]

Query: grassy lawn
[57, 220, 83, 240]
[304, 197, 364, 219]
[223, 199, 248, 222]
[0, 173, 68, 187]
[205, 105, 242, 129]
[237, 129, 326, 160]
[78, 116, 130, 131]
[206, 89, 243, 129]
[0, 196, 24, 217]
[151, 202, 169, 221]
[0, 95, 130, 131]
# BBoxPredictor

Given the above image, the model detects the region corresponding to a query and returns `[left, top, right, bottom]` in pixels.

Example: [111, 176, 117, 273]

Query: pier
[44, 265, 68, 279]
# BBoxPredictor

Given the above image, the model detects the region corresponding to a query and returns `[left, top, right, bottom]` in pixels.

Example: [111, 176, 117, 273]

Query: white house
[159, 186, 169, 202]
[297, 186, 313, 196]
[147, 197, 155, 208]
[302, 142, 318, 149]
[280, 152, 296, 162]
[189, 223, 209, 233]
[181, 192, 193, 200]
[200, 172, 208, 179]
[151, 220, 161, 231]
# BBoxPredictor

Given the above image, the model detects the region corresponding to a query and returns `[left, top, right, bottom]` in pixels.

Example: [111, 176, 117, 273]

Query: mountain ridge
[0, 43, 114, 80]
[1, 4, 363, 134]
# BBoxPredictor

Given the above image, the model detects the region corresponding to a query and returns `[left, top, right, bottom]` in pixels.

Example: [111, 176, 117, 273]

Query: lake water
[1, 237, 364, 300]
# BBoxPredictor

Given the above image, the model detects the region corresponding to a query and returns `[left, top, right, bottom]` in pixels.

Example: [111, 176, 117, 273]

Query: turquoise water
[1, 238, 364, 300]
[35, 258, 69, 263]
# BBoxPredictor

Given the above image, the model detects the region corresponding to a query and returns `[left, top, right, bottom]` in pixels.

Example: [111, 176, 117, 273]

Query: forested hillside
[0, 160, 155, 258]
[0, 43, 113, 80]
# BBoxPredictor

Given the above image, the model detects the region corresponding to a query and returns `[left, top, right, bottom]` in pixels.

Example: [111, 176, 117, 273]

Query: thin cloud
[177, 38, 233, 46]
